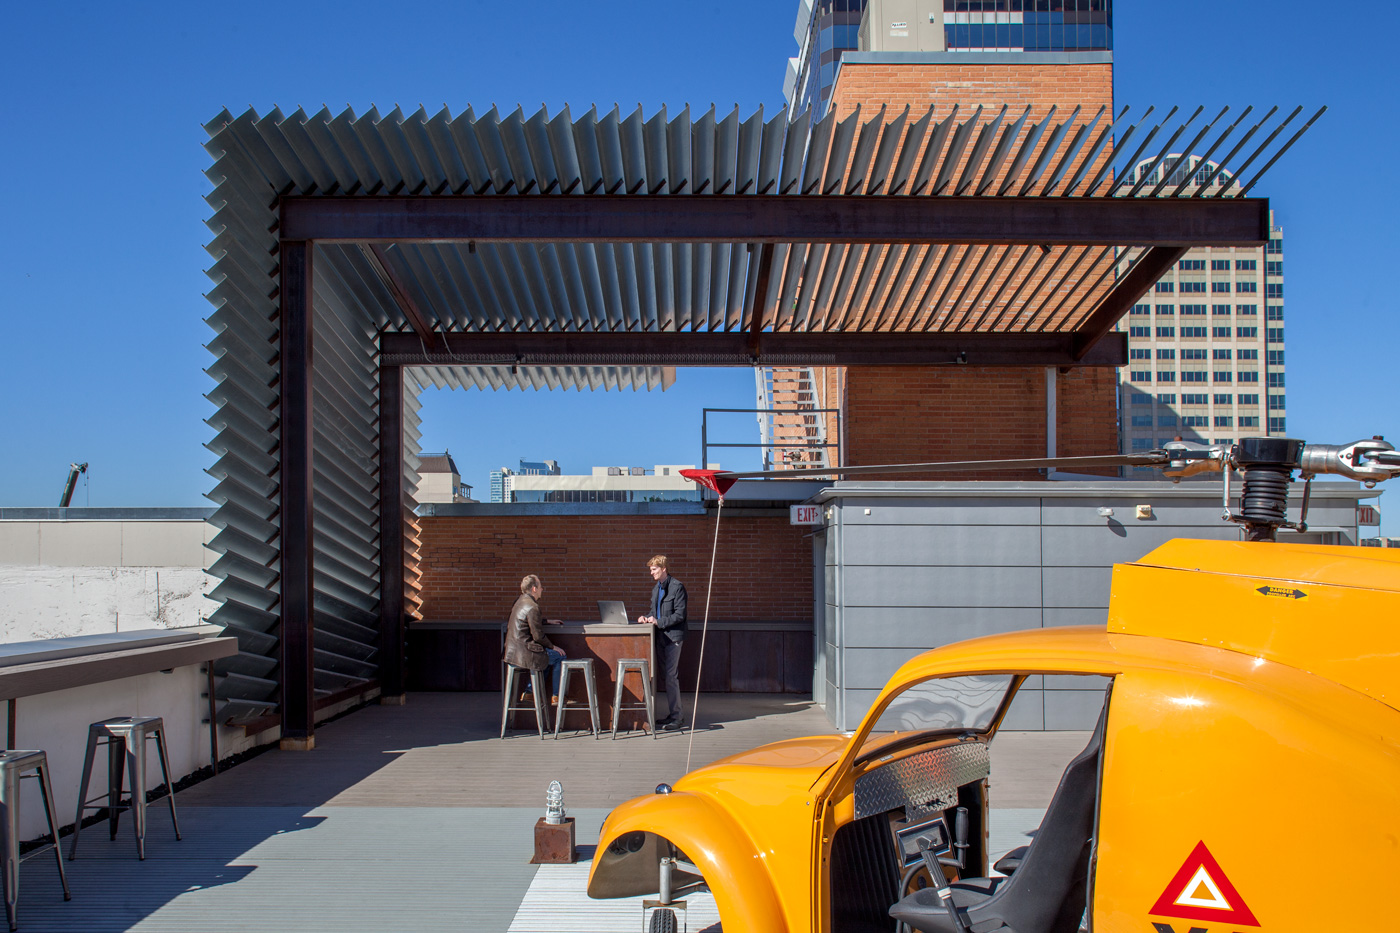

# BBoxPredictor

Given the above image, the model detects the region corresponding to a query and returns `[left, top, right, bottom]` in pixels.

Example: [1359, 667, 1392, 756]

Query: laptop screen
[596, 600, 629, 625]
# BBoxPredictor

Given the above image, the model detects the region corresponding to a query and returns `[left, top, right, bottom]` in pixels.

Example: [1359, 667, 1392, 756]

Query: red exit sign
[790, 504, 822, 525]
[1357, 504, 1381, 526]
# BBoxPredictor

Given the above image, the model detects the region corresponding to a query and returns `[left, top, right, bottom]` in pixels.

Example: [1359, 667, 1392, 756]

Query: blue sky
[1, 2, 1395, 534]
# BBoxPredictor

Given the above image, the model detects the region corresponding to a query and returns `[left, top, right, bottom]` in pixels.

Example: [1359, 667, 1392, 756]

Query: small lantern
[545, 780, 566, 825]
[532, 779, 576, 864]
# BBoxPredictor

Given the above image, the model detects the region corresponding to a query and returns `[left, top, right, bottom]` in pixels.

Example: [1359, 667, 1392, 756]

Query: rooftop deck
[18, 693, 1084, 932]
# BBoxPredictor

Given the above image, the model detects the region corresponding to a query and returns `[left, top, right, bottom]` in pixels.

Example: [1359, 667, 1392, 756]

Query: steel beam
[746, 244, 775, 357]
[380, 330, 1127, 368]
[377, 365, 406, 701]
[360, 244, 443, 351]
[282, 195, 1270, 248]
[278, 240, 316, 749]
[1070, 246, 1189, 361]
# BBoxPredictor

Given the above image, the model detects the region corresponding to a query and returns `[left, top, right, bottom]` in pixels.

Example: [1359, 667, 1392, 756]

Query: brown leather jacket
[503, 593, 554, 671]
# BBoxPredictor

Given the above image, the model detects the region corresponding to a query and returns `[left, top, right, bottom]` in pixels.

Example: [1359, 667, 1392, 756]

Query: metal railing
[701, 406, 841, 477]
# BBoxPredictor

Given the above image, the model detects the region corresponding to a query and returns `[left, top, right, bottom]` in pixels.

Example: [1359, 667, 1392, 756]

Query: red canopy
[679, 469, 738, 499]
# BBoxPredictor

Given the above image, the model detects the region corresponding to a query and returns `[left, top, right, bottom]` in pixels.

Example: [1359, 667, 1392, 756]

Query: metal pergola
[201, 102, 1313, 745]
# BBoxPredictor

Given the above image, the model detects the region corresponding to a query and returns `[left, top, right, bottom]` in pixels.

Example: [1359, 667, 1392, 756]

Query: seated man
[503, 574, 565, 700]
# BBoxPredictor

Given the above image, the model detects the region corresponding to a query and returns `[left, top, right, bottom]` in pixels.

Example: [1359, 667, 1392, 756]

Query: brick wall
[418, 513, 813, 622]
[839, 365, 1120, 478]
[828, 60, 1113, 121]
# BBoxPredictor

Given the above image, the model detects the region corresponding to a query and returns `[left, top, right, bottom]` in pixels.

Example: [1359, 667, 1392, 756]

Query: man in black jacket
[637, 554, 687, 731]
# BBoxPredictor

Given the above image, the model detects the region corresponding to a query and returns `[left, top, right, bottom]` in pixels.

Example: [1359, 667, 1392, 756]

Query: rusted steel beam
[746, 244, 775, 358]
[278, 239, 316, 749]
[377, 365, 406, 701]
[360, 244, 443, 351]
[282, 195, 1270, 248]
[1070, 246, 1189, 361]
[379, 330, 1127, 368]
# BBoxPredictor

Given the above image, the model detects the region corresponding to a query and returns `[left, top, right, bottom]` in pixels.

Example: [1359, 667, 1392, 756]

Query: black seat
[889, 697, 1108, 933]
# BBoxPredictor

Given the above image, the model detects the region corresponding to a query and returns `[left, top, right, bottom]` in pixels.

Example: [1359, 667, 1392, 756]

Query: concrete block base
[531, 817, 576, 864]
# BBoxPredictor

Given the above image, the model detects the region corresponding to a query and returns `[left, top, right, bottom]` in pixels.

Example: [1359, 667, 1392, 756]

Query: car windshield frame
[853, 672, 1025, 762]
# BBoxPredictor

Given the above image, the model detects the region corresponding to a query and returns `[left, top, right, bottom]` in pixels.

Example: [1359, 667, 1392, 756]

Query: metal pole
[378, 364, 407, 703]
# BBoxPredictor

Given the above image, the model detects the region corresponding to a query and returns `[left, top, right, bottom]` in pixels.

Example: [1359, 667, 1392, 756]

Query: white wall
[0, 520, 213, 641]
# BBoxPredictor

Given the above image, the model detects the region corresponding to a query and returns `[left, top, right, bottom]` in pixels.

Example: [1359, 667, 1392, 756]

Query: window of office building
[1214, 393, 1233, 405]
[1235, 259, 1257, 271]
[1212, 349, 1232, 360]
[1238, 394, 1260, 406]
[1130, 415, 1152, 427]
[1182, 394, 1208, 405]
[1158, 414, 1177, 427]
[1267, 328, 1285, 343]
[1182, 416, 1209, 427]
[1131, 438, 1153, 450]
[1268, 372, 1286, 388]
[1129, 326, 1151, 337]
[1267, 350, 1285, 365]
[1182, 327, 1207, 338]
[1211, 281, 1231, 293]
[1131, 393, 1153, 405]
[1215, 416, 1233, 428]
[1130, 370, 1153, 382]
[1212, 304, 1231, 316]
[1181, 281, 1206, 294]
[1265, 238, 1283, 254]
[1213, 371, 1233, 382]
[943, 1, 1114, 54]
[1237, 326, 1258, 338]
[1155, 281, 1174, 293]
[1237, 349, 1258, 360]
[1157, 393, 1177, 404]
[1179, 259, 1205, 271]
[1236, 281, 1258, 294]
[1212, 326, 1231, 338]
[1268, 394, 1286, 410]
[1266, 306, 1284, 321]
[1157, 371, 1176, 383]
[1156, 348, 1175, 360]
[1211, 259, 1231, 271]
[1130, 348, 1151, 360]
[1157, 326, 1175, 338]
[1182, 371, 1207, 383]
[1269, 416, 1287, 433]
[1266, 283, 1283, 299]
[1180, 304, 1206, 316]
[1182, 348, 1207, 360]
[1265, 261, 1283, 275]
[1239, 416, 1260, 428]
[1155, 304, 1174, 316]
[1238, 370, 1259, 383]
[1131, 303, 1150, 315]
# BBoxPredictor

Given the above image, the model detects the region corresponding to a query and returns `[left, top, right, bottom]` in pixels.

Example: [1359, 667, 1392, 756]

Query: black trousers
[659, 637, 684, 722]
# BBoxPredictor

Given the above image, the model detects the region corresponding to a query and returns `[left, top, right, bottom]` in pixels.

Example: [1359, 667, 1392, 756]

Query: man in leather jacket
[637, 555, 687, 731]
[503, 574, 565, 698]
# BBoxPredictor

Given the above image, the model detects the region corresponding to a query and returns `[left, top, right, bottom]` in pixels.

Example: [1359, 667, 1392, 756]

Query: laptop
[597, 600, 630, 625]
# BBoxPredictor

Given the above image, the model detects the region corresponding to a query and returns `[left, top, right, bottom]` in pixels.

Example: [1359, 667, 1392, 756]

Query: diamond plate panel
[854, 742, 990, 820]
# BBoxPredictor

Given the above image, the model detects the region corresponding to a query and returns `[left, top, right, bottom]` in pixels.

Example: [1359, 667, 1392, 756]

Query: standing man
[504, 574, 566, 702]
[637, 555, 687, 731]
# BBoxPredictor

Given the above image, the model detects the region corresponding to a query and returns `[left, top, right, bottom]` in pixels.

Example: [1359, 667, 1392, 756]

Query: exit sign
[790, 504, 822, 525]
[1358, 504, 1381, 526]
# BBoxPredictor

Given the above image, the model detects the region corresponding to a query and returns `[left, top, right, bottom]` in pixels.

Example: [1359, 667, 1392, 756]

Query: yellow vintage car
[588, 539, 1400, 932]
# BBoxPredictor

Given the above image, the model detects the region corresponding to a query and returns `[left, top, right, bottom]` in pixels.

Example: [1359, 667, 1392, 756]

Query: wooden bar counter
[407, 620, 656, 730]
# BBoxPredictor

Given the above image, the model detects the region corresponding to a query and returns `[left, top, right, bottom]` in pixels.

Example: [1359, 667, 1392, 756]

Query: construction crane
[59, 462, 88, 507]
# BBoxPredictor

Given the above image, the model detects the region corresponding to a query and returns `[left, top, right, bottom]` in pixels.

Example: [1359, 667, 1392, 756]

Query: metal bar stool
[0, 750, 70, 932]
[553, 659, 601, 739]
[611, 658, 657, 739]
[69, 716, 181, 861]
[500, 663, 550, 739]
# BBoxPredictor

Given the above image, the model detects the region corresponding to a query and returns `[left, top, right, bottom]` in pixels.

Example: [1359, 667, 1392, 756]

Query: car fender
[589, 791, 792, 933]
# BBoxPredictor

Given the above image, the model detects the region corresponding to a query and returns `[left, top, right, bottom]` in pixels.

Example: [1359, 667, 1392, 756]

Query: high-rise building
[785, 0, 1112, 117]
[1116, 155, 1286, 473]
